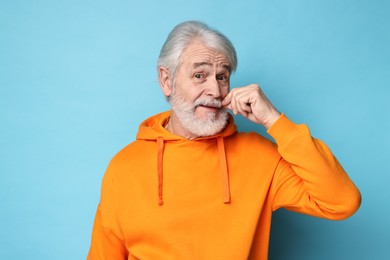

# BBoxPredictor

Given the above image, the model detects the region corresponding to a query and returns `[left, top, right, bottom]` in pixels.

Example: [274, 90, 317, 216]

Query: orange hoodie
[88, 111, 361, 260]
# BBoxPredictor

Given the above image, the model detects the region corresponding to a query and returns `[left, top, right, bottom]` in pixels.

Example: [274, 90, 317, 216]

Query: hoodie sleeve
[267, 114, 361, 220]
[87, 168, 128, 260]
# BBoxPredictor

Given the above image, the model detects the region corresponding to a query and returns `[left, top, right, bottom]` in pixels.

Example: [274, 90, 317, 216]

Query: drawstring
[157, 137, 165, 206]
[217, 136, 231, 204]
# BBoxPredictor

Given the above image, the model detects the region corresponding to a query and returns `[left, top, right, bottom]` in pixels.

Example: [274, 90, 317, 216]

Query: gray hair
[157, 20, 237, 82]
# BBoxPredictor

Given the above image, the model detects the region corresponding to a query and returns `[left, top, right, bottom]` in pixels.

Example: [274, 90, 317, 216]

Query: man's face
[170, 40, 231, 137]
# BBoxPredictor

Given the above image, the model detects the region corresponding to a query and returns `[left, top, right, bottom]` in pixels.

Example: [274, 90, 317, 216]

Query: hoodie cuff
[266, 114, 303, 146]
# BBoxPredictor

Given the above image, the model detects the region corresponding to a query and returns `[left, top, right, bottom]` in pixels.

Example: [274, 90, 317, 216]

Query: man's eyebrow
[222, 64, 231, 72]
[192, 62, 212, 69]
[192, 62, 231, 72]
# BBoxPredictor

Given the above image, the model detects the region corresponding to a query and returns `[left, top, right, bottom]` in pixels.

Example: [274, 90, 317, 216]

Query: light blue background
[1, 0, 389, 259]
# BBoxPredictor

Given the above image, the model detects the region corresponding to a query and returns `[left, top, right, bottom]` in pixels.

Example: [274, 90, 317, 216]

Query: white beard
[170, 88, 229, 137]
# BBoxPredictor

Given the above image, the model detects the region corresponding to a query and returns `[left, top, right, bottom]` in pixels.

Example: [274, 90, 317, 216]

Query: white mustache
[194, 99, 222, 108]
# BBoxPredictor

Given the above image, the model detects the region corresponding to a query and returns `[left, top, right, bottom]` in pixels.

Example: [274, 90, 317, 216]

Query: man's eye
[217, 75, 227, 81]
[194, 74, 203, 79]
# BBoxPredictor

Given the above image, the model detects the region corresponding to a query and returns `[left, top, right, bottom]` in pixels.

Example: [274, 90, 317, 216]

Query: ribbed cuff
[267, 114, 302, 145]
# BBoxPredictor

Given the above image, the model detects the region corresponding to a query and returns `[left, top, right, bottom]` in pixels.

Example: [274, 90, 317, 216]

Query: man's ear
[159, 66, 172, 97]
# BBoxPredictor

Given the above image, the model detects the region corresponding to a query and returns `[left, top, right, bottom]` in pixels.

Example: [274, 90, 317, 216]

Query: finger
[231, 99, 238, 115]
[223, 103, 233, 111]
[224, 90, 238, 114]
[236, 98, 247, 114]
[233, 90, 249, 111]
[237, 103, 249, 118]
[237, 100, 252, 118]
[221, 91, 232, 107]
[234, 91, 251, 116]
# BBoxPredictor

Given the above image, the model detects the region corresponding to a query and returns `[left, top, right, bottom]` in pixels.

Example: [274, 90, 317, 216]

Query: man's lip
[197, 102, 222, 108]
[197, 104, 221, 109]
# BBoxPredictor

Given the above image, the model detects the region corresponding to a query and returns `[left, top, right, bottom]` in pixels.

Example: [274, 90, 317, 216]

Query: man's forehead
[182, 41, 231, 69]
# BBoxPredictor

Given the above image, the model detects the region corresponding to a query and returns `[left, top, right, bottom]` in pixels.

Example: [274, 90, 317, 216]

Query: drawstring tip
[158, 199, 164, 206]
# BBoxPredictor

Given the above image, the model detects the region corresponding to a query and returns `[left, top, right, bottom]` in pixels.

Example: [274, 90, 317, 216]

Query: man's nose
[205, 77, 222, 98]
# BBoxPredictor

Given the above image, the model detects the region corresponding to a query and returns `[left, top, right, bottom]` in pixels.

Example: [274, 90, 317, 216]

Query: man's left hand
[222, 84, 281, 129]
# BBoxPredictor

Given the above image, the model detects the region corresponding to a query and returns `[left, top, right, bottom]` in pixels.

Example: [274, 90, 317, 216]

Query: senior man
[88, 21, 361, 259]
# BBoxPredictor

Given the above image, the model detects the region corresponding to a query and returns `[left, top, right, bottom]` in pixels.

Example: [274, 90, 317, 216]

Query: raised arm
[223, 84, 361, 219]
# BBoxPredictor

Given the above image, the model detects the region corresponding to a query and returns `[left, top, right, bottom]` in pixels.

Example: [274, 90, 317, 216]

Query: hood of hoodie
[136, 110, 237, 206]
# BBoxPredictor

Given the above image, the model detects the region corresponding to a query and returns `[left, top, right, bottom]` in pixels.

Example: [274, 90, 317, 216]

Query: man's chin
[172, 107, 228, 137]
[195, 112, 228, 134]
[195, 107, 226, 120]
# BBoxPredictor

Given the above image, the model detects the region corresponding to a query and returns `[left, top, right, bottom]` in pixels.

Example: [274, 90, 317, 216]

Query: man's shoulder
[103, 139, 154, 178]
[111, 139, 152, 160]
